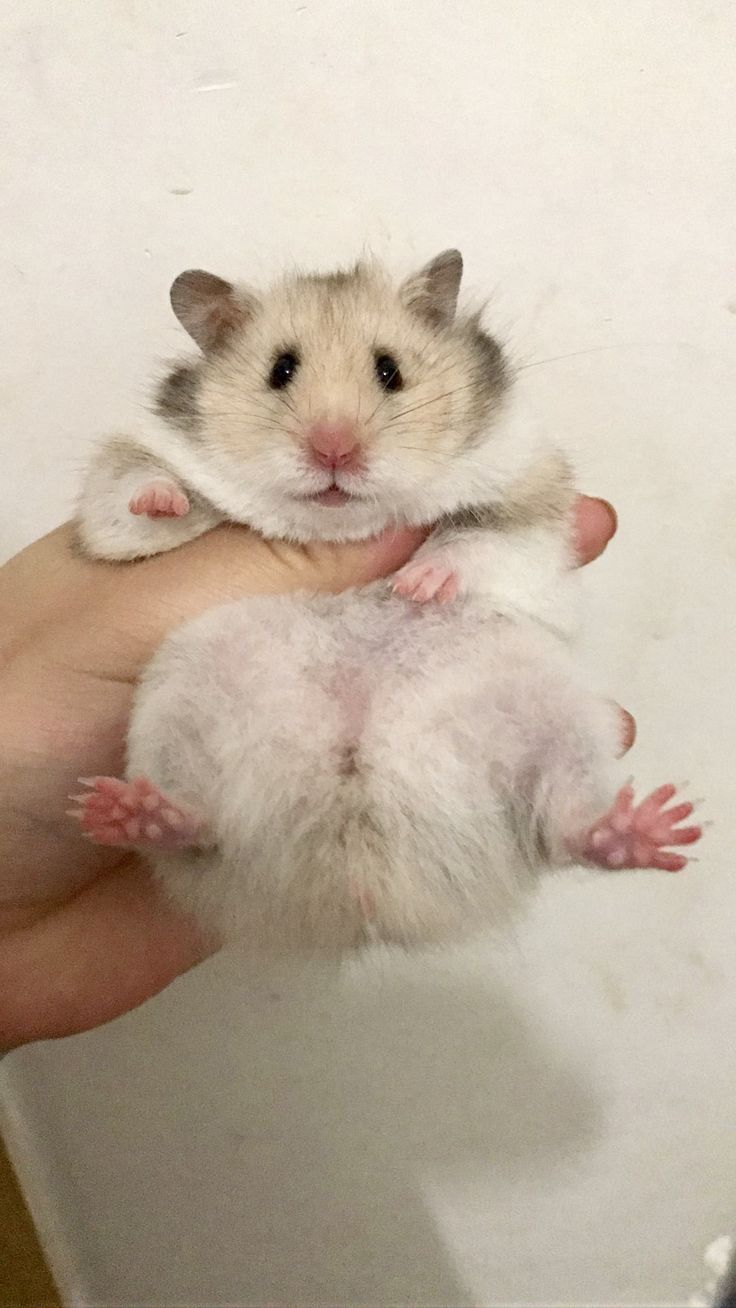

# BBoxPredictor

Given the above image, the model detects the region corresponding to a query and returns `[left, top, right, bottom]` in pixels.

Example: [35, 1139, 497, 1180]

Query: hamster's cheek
[249, 445, 308, 492]
[371, 458, 449, 515]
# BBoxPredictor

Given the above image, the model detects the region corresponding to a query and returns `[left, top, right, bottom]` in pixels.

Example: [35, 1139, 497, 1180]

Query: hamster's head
[157, 251, 514, 541]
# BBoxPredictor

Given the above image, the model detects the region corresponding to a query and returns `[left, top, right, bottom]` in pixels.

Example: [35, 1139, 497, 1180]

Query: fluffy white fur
[129, 589, 618, 951]
[76, 250, 622, 952]
[78, 255, 547, 557]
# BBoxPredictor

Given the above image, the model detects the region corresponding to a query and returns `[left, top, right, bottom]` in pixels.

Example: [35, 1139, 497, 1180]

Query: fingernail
[618, 707, 636, 754]
[594, 497, 618, 541]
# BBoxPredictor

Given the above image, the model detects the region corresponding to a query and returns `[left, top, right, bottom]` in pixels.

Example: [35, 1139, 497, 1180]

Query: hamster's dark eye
[269, 352, 299, 389]
[374, 353, 403, 392]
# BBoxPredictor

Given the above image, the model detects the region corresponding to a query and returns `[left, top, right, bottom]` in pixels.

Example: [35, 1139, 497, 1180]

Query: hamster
[71, 250, 702, 952]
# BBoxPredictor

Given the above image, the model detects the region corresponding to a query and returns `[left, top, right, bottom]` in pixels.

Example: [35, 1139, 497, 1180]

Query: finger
[616, 706, 637, 757]
[572, 496, 618, 567]
[0, 860, 214, 1048]
[302, 526, 430, 592]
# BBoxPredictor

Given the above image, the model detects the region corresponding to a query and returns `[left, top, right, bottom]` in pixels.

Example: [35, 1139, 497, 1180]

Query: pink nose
[306, 421, 363, 471]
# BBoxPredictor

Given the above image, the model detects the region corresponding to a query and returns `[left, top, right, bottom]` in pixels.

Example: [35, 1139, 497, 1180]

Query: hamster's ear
[400, 249, 463, 327]
[170, 270, 258, 353]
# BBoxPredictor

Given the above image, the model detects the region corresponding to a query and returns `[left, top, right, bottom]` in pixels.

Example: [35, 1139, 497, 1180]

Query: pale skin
[0, 497, 666, 1049]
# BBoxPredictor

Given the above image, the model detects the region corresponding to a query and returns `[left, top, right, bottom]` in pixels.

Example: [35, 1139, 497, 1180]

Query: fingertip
[573, 496, 618, 566]
[619, 707, 636, 755]
[354, 526, 429, 582]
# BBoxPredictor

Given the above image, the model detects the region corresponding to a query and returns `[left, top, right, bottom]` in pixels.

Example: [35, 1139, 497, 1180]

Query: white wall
[2, 1, 736, 1302]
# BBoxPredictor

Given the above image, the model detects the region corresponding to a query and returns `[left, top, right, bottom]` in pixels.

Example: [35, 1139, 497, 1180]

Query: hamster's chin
[247, 491, 399, 543]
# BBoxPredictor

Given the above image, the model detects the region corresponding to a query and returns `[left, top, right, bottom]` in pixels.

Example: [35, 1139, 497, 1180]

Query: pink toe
[637, 783, 677, 818]
[652, 851, 688, 872]
[668, 825, 702, 846]
[94, 827, 129, 846]
[87, 776, 129, 798]
[128, 481, 189, 519]
[661, 802, 693, 825]
[436, 575, 459, 603]
[609, 785, 634, 823]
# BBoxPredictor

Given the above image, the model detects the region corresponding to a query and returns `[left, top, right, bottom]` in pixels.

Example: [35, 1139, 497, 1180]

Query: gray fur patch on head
[460, 317, 511, 425]
[153, 363, 203, 435]
[467, 318, 509, 395]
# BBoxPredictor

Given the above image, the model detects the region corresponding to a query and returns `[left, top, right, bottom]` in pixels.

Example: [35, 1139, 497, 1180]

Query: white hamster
[72, 250, 701, 952]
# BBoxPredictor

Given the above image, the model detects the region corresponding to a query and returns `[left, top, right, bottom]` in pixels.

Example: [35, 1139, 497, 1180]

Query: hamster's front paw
[129, 477, 190, 519]
[392, 558, 459, 604]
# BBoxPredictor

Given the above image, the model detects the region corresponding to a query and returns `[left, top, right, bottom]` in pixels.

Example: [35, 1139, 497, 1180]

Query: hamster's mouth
[297, 486, 361, 508]
[310, 488, 353, 507]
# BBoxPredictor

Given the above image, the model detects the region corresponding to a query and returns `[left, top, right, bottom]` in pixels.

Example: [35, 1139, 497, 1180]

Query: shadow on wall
[12, 950, 603, 1305]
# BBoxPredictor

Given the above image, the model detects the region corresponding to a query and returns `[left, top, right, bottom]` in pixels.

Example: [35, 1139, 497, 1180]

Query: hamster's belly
[127, 590, 570, 949]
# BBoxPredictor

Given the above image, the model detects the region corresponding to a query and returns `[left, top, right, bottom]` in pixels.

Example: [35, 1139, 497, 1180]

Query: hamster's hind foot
[128, 478, 190, 519]
[69, 775, 205, 849]
[576, 783, 702, 873]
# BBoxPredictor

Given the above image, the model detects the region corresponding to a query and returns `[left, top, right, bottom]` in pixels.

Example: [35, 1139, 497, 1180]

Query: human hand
[0, 496, 622, 1047]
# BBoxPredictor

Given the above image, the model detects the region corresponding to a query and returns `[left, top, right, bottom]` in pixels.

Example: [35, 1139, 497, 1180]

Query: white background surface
[2, 1, 736, 1303]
